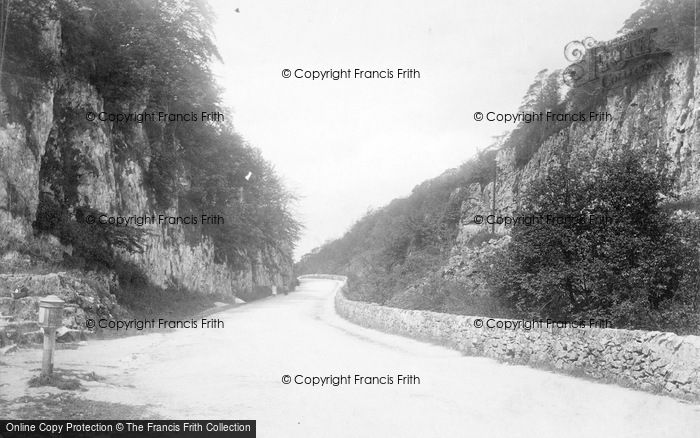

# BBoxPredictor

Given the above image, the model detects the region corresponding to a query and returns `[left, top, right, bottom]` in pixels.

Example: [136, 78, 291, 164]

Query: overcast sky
[208, 0, 642, 259]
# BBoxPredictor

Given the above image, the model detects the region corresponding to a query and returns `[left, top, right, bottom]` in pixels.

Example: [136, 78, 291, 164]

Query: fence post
[38, 295, 65, 377]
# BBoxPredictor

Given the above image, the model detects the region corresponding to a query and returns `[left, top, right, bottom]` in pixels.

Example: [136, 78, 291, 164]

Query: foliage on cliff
[622, 0, 698, 52]
[5, 0, 300, 273]
[295, 0, 700, 333]
[295, 151, 497, 303]
[299, 145, 700, 333]
[480, 151, 700, 333]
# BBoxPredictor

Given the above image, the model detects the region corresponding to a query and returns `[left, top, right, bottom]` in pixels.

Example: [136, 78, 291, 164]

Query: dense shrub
[34, 197, 146, 269]
[621, 0, 697, 53]
[481, 151, 700, 333]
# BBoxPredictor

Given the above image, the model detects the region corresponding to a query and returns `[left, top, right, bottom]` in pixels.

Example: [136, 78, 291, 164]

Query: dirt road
[1, 279, 699, 437]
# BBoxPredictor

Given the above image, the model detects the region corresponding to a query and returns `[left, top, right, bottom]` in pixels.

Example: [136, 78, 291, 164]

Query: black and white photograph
[0, 0, 699, 436]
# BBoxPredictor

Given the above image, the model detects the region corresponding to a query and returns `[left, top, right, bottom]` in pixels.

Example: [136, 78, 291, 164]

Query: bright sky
[208, 0, 642, 259]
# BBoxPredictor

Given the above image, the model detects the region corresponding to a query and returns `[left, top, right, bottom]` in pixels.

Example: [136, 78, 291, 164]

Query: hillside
[0, 0, 300, 343]
[296, 0, 700, 334]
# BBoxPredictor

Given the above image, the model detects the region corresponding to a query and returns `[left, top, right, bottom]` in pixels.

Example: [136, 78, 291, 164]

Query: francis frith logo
[562, 28, 670, 90]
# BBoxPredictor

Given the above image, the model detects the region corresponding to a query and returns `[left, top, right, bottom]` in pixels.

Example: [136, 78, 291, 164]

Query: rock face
[459, 53, 698, 241]
[444, 51, 698, 288]
[333, 279, 700, 401]
[0, 271, 125, 346]
[0, 22, 292, 307]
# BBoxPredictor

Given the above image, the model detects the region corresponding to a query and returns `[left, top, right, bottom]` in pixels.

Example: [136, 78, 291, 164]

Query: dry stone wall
[301, 275, 700, 401]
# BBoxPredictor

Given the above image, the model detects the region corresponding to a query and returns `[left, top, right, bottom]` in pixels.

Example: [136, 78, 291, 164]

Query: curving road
[4, 278, 700, 436]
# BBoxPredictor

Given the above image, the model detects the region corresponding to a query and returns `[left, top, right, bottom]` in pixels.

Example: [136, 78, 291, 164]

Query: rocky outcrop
[456, 53, 698, 244]
[440, 52, 699, 304]
[334, 280, 700, 401]
[0, 14, 296, 350]
[0, 271, 126, 347]
[0, 19, 292, 303]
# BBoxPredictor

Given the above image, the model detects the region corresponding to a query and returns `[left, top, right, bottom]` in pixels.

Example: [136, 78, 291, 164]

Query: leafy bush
[621, 0, 697, 53]
[481, 150, 700, 333]
[34, 197, 146, 269]
[460, 149, 498, 188]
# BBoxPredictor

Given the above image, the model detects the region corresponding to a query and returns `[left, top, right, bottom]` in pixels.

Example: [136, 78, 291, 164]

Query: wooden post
[41, 328, 56, 377]
[38, 295, 64, 378]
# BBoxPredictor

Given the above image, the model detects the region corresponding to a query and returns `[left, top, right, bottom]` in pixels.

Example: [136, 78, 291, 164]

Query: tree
[9, 0, 301, 279]
[510, 70, 565, 167]
[484, 150, 699, 332]
[621, 0, 697, 53]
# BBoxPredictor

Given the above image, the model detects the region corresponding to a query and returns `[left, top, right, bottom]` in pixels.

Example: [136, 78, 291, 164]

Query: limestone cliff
[0, 12, 293, 340]
[297, 37, 699, 330]
[444, 50, 698, 287]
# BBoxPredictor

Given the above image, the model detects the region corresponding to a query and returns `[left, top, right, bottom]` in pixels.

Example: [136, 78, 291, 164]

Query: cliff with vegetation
[0, 0, 299, 342]
[296, 0, 700, 335]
